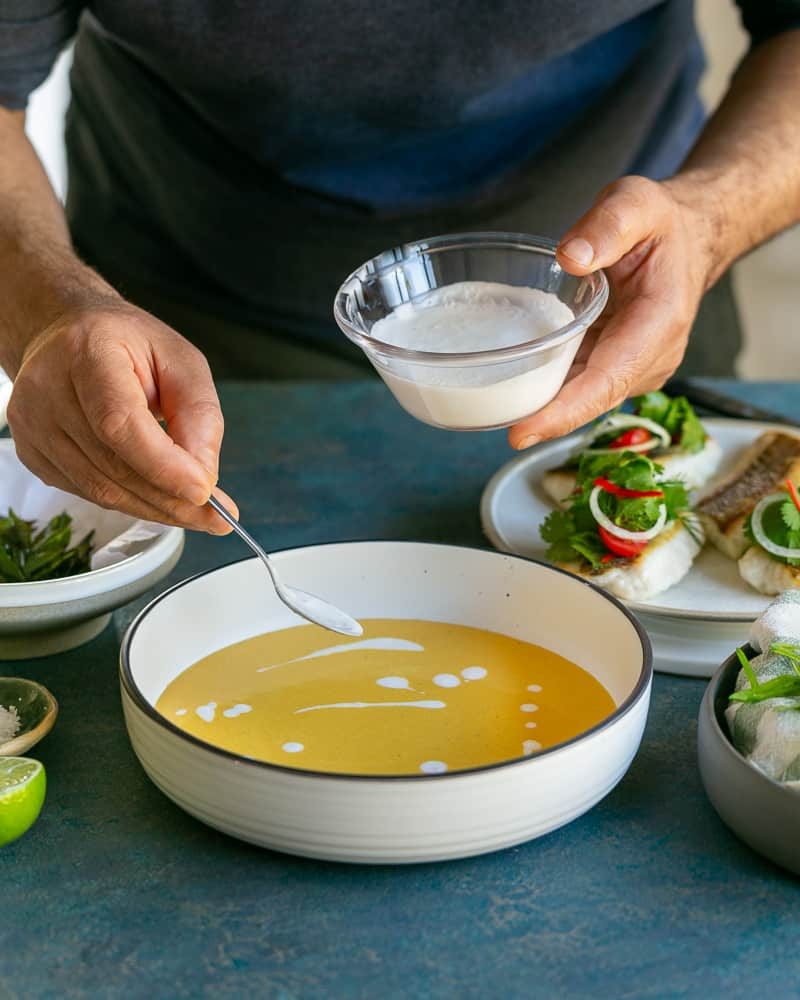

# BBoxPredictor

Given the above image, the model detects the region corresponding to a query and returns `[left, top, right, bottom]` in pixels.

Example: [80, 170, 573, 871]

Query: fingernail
[559, 237, 594, 267]
[516, 434, 541, 450]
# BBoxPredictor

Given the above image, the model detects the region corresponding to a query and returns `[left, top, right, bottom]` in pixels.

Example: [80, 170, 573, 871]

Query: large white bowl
[121, 542, 651, 864]
[0, 440, 184, 659]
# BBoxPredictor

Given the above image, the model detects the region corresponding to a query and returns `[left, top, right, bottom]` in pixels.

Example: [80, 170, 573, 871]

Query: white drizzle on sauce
[295, 699, 446, 714]
[527, 684, 543, 693]
[461, 666, 488, 681]
[196, 702, 217, 723]
[376, 676, 413, 690]
[523, 739, 541, 755]
[282, 742, 304, 753]
[420, 760, 448, 774]
[433, 673, 461, 688]
[520, 703, 539, 713]
[223, 704, 252, 718]
[257, 637, 424, 673]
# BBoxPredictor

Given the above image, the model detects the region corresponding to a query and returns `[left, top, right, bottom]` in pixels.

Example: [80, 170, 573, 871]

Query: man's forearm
[665, 30, 800, 290]
[0, 107, 117, 376]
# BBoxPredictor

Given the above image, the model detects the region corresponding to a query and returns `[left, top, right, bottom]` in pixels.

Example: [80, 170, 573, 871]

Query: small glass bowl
[334, 232, 608, 431]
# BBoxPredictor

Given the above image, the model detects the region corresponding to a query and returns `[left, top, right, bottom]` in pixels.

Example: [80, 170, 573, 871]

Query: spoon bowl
[207, 495, 362, 637]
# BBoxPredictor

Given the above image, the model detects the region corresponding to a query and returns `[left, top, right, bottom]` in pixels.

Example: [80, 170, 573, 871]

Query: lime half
[0, 757, 46, 848]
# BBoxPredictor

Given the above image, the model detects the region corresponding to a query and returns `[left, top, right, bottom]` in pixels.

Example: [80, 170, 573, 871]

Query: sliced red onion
[583, 414, 671, 453]
[589, 485, 668, 542]
[751, 493, 800, 560]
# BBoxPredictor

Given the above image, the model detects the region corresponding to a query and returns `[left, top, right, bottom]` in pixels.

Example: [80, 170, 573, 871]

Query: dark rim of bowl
[706, 645, 800, 801]
[120, 541, 653, 782]
[333, 232, 609, 365]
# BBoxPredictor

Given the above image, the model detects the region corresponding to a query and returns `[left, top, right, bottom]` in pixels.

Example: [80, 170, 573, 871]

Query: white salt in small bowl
[334, 233, 608, 431]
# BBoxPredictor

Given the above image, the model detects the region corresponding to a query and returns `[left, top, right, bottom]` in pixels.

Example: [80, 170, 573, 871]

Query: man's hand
[509, 28, 800, 450]
[508, 174, 713, 450]
[7, 299, 238, 533]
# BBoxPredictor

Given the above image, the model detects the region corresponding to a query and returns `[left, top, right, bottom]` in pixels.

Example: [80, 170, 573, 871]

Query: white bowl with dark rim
[120, 541, 651, 864]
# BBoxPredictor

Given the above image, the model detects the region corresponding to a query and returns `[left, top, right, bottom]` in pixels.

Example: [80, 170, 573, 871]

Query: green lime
[0, 757, 46, 848]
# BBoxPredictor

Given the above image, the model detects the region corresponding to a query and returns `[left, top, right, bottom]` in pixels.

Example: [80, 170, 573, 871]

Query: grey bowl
[698, 646, 800, 875]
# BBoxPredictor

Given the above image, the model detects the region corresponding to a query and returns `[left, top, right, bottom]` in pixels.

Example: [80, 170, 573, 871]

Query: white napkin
[0, 441, 169, 572]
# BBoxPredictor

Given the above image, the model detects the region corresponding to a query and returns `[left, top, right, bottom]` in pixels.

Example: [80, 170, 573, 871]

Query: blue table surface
[2, 380, 800, 1000]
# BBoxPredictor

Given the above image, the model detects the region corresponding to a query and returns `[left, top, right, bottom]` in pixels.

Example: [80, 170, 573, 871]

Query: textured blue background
[2, 380, 799, 999]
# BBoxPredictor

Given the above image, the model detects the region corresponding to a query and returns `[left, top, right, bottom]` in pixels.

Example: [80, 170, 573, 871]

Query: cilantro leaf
[781, 499, 800, 532]
[750, 499, 800, 566]
[0, 508, 94, 583]
[632, 392, 706, 453]
[632, 391, 671, 425]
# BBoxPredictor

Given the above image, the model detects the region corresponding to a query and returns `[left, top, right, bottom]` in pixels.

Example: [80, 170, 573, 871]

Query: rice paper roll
[749, 590, 800, 654]
[726, 648, 800, 784]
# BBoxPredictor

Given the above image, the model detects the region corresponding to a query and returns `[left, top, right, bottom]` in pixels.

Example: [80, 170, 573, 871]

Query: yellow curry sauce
[157, 619, 615, 775]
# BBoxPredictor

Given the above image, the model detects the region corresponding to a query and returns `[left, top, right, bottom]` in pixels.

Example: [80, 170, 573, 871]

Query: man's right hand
[7, 298, 238, 534]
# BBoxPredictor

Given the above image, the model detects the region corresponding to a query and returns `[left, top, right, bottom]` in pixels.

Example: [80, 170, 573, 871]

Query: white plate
[121, 542, 651, 864]
[480, 419, 799, 677]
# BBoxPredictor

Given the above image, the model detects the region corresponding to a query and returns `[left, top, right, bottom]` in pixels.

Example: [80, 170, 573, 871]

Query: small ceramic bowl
[0, 440, 184, 659]
[121, 541, 651, 864]
[334, 233, 608, 431]
[698, 647, 800, 875]
[0, 677, 57, 756]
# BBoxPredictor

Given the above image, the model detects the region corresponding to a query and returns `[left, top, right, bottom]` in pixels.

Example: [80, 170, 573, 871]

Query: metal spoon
[207, 495, 363, 637]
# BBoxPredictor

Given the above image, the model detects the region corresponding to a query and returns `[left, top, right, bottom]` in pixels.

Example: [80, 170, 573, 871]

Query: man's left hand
[508, 174, 715, 450]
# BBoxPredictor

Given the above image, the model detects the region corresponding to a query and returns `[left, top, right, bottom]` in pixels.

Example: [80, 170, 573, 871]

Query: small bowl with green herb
[698, 593, 800, 875]
[0, 677, 57, 756]
[0, 440, 184, 660]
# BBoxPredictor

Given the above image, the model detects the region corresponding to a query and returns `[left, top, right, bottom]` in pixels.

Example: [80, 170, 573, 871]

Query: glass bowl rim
[333, 232, 609, 366]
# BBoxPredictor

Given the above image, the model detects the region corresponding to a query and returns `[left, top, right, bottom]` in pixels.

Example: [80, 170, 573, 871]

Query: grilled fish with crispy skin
[557, 520, 702, 602]
[697, 432, 800, 559]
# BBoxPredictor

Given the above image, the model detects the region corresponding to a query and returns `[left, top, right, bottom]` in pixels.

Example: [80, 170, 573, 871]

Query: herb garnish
[633, 391, 706, 453]
[0, 509, 94, 583]
[540, 452, 692, 569]
[729, 642, 800, 705]
[744, 493, 800, 566]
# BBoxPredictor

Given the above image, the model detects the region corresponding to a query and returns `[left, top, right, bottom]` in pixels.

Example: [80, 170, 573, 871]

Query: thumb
[556, 176, 669, 276]
[156, 338, 224, 486]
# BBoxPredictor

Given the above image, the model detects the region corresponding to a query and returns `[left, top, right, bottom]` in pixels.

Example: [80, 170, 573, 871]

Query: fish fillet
[738, 546, 800, 596]
[697, 432, 800, 559]
[557, 520, 703, 602]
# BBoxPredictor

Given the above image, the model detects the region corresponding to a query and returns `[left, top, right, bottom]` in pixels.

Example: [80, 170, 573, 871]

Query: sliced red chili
[787, 478, 800, 514]
[609, 427, 652, 449]
[598, 526, 647, 559]
[593, 477, 664, 499]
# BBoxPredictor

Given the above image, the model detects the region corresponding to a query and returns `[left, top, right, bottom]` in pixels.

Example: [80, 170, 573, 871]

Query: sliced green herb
[633, 392, 706, 453]
[729, 642, 800, 706]
[0, 508, 94, 583]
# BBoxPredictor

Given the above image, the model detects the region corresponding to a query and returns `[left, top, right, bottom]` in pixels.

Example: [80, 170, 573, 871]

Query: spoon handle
[207, 495, 279, 587]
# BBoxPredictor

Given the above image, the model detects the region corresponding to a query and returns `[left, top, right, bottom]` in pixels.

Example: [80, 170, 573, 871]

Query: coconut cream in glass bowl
[334, 233, 608, 431]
